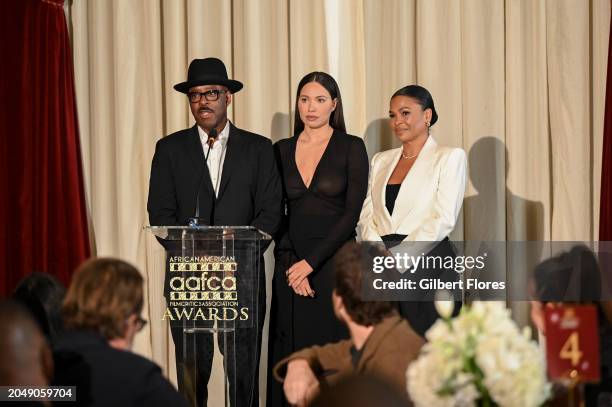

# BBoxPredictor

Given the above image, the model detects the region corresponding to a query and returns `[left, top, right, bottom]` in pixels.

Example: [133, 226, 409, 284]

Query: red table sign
[544, 304, 600, 382]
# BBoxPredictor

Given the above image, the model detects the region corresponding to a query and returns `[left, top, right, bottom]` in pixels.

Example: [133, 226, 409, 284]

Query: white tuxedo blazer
[357, 136, 467, 242]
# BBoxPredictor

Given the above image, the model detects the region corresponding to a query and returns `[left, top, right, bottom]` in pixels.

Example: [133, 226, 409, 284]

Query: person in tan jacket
[273, 242, 424, 406]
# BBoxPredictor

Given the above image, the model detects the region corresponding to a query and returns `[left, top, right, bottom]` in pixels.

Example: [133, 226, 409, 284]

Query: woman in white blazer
[358, 85, 467, 335]
[358, 85, 466, 245]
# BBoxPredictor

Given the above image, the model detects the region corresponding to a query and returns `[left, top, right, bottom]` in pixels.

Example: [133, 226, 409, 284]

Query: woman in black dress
[267, 72, 369, 406]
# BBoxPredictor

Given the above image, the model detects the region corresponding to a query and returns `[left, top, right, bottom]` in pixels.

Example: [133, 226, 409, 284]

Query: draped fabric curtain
[601, 6, 612, 242]
[601, 4, 612, 301]
[65, 0, 610, 402]
[0, 0, 90, 296]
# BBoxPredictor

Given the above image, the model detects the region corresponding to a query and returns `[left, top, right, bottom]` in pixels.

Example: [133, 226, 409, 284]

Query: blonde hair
[63, 258, 143, 339]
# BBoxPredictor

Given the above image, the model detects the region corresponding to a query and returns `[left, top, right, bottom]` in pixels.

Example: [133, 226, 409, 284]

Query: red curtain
[0, 0, 90, 296]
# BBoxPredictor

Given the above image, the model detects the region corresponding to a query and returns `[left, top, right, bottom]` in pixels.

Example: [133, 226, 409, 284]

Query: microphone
[189, 128, 218, 226]
[204, 128, 218, 163]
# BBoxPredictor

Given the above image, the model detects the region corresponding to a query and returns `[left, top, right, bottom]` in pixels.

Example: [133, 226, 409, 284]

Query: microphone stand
[204, 135, 215, 162]
[189, 128, 218, 227]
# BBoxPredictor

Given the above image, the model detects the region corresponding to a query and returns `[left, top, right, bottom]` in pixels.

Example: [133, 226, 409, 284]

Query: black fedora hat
[174, 58, 243, 94]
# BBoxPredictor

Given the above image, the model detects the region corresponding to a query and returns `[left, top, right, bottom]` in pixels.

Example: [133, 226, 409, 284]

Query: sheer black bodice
[276, 131, 369, 269]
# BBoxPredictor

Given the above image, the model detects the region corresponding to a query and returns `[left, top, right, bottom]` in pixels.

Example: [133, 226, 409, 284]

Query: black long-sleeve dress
[267, 130, 369, 406]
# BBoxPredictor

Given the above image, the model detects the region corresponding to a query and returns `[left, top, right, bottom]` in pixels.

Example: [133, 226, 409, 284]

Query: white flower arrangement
[407, 301, 551, 407]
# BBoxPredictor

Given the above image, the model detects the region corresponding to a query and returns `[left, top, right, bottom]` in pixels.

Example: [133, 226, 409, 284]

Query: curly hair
[334, 243, 395, 326]
[63, 258, 143, 340]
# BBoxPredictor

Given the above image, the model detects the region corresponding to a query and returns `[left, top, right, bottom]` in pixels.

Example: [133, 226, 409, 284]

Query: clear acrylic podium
[145, 226, 270, 407]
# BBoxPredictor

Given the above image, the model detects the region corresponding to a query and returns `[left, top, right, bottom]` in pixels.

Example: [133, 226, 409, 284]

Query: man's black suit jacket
[147, 122, 282, 235]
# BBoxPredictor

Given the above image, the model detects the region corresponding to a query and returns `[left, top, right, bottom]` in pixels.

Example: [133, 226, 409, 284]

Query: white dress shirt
[198, 121, 230, 197]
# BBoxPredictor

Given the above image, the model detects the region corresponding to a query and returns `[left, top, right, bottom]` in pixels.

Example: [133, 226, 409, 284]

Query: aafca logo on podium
[163, 255, 249, 322]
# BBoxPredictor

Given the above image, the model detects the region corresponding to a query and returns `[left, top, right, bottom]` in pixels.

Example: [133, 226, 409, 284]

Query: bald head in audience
[0, 300, 53, 386]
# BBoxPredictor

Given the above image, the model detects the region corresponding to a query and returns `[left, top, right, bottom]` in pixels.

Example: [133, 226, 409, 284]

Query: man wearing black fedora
[147, 57, 282, 406]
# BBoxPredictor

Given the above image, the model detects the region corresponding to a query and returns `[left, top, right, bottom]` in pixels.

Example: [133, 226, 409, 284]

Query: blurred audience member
[274, 243, 423, 406]
[52, 258, 187, 407]
[0, 300, 53, 386]
[13, 272, 66, 346]
[530, 245, 612, 407]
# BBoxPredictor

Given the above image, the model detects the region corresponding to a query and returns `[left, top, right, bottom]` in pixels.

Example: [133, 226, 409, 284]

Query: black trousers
[170, 270, 265, 407]
[383, 237, 462, 337]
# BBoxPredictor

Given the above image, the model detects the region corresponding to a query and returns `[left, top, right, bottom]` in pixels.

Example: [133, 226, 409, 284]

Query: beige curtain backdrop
[66, 0, 610, 404]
